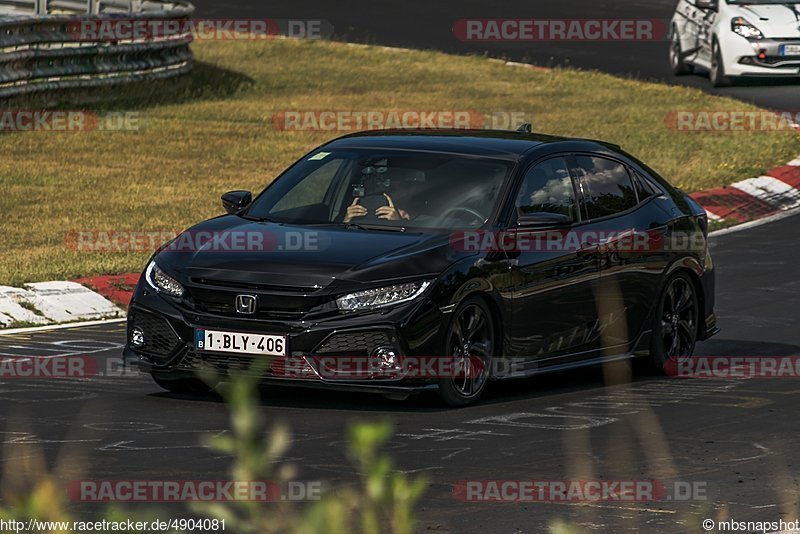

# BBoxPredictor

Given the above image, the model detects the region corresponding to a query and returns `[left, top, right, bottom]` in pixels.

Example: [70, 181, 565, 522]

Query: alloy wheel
[446, 302, 494, 399]
[660, 276, 698, 361]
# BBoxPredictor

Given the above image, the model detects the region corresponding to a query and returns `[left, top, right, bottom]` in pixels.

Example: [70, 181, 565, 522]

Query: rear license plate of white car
[195, 329, 287, 356]
[781, 44, 800, 56]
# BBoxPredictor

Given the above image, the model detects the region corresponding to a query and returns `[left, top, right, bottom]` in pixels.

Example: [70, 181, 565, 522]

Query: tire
[669, 27, 694, 75]
[710, 40, 732, 87]
[436, 297, 496, 407]
[151, 373, 215, 395]
[649, 272, 700, 373]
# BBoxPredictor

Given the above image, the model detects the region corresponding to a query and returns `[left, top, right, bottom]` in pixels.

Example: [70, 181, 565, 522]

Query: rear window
[633, 171, 660, 202]
[573, 156, 638, 220]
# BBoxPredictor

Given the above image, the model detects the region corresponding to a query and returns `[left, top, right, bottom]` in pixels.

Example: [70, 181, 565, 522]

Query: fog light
[130, 327, 145, 348]
[373, 347, 399, 370]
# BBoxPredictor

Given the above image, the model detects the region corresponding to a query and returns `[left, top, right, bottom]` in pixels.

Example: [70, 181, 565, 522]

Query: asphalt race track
[190, 0, 800, 109]
[2, 1, 799, 531]
[1, 214, 799, 531]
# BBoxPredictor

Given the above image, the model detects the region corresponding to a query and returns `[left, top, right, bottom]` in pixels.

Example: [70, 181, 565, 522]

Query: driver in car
[343, 193, 413, 223]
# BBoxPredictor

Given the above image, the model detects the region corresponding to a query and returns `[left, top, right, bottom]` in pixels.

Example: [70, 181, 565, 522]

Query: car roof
[322, 129, 620, 159]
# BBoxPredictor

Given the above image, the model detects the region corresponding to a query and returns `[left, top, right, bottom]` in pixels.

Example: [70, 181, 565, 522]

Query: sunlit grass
[0, 38, 796, 285]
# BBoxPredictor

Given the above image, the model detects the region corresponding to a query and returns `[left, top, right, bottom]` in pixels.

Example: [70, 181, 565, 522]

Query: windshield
[246, 149, 514, 230]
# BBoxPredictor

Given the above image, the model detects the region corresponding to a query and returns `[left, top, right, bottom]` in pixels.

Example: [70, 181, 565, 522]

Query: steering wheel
[438, 206, 486, 225]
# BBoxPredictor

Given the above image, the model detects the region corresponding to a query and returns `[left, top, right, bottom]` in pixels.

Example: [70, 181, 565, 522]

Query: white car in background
[670, 0, 800, 86]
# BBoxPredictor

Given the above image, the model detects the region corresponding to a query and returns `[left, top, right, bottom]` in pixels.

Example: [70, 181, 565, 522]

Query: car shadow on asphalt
[726, 77, 800, 88]
[147, 339, 800, 412]
[146, 365, 661, 413]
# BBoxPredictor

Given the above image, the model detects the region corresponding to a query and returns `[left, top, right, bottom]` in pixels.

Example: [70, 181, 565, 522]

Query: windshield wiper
[344, 222, 407, 232]
[239, 213, 275, 223]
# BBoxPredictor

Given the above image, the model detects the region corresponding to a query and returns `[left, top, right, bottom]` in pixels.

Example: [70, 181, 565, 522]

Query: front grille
[760, 56, 800, 65]
[179, 350, 271, 374]
[130, 311, 181, 363]
[193, 300, 305, 320]
[177, 351, 315, 379]
[315, 331, 393, 355]
[187, 282, 324, 320]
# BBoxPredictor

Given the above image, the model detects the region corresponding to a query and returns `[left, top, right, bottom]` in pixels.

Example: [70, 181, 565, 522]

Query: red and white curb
[0, 282, 122, 329]
[691, 156, 800, 224]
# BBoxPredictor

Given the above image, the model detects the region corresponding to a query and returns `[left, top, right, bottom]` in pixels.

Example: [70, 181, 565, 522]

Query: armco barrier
[0, 0, 194, 99]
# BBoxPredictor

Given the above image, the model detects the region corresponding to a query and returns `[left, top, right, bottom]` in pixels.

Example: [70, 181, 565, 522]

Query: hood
[735, 3, 800, 38]
[154, 215, 465, 290]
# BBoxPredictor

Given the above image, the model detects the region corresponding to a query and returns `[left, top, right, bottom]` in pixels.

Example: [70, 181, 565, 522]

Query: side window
[573, 156, 638, 220]
[272, 159, 343, 213]
[633, 170, 659, 201]
[515, 157, 577, 221]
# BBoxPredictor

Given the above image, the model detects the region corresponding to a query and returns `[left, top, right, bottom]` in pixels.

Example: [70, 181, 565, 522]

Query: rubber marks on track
[691, 157, 800, 223]
[73, 273, 139, 308]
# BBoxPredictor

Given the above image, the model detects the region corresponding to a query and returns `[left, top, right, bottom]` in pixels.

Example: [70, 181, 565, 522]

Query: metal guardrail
[0, 0, 194, 99]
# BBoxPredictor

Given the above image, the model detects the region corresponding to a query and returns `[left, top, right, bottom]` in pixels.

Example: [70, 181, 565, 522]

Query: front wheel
[710, 40, 732, 87]
[151, 373, 215, 395]
[436, 297, 496, 407]
[650, 273, 699, 373]
[669, 27, 694, 75]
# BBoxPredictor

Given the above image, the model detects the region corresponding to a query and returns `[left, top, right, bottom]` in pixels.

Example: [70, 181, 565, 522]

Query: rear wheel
[436, 298, 495, 407]
[669, 27, 694, 75]
[151, 373, 215, 395]
[650, 273, 699, 373]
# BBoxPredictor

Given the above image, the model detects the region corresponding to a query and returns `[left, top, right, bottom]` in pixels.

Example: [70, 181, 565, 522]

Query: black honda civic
[125, 129, 718, 406]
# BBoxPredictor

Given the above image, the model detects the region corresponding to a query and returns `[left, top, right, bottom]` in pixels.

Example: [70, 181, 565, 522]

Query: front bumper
[725, 37, 800, 76]
[125, 278, 448, 394]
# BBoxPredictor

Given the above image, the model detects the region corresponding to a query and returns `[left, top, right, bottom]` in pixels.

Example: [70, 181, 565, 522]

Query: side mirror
[221, 190, 252, 214]
[517, 212, 573, 230]
[695, 0, 717, 10]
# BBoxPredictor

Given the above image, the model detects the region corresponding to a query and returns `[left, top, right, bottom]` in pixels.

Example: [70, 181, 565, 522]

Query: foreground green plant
[196, 363, 427, 533]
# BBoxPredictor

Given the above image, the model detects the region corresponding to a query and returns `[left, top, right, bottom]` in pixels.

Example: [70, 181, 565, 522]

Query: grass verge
[0, 38, 797, 285]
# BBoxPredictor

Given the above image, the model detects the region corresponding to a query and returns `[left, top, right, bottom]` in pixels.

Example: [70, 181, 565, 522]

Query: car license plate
[195, 329, 287, 356]
[781, 44, 800, 56]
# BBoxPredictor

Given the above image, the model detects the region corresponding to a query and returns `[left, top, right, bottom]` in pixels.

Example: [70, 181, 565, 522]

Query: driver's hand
[376, 193, 409, 221]
[343, 197, 367, 223]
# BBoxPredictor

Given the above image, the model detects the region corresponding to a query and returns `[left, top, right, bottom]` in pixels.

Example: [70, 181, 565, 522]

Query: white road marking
[84, 422, 164, 432]
[467, 412, 618, 430]
[97, 441, 212, 452]
[0, 431, 101, 445]
[0, 318, 126, 336]
[730, 176, 800, 208]
[396, 428, 511, 442]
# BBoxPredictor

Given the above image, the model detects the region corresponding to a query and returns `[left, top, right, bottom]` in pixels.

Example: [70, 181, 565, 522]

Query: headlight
[145, 260, 184, 297]
[336, 281, 431, 311]
[731, 17, 764, 40]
